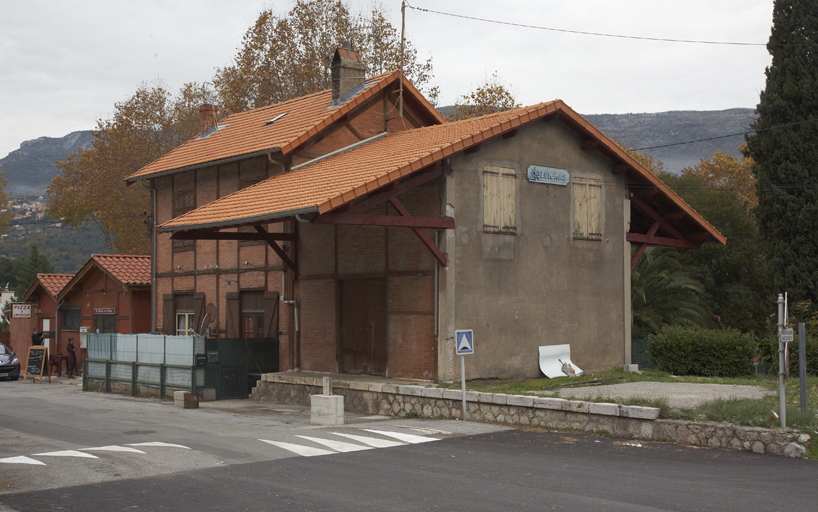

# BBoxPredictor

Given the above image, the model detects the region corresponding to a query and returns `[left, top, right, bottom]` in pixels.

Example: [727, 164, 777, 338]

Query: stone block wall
[251, 374, 810, 458]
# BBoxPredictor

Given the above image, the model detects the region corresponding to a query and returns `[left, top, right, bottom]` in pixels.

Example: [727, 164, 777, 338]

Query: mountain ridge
[0, 108, 756, 195]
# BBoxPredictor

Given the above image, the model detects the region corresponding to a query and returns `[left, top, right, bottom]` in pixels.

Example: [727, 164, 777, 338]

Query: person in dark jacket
[31, 328, 44, 346]
[66, 338, 78, 378]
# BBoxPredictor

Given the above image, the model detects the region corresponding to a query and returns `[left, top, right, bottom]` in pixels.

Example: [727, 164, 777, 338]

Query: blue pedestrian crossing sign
[455, 330, 474, 355]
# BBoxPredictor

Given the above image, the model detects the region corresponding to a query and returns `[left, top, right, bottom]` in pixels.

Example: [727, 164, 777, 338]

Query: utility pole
[777, 293, 786, 428]
[399, 1, 405, 120]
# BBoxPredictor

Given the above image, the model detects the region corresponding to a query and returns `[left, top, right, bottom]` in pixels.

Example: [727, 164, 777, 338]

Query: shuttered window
[573, 178, 602, 240]
[483, 166, 516, 233]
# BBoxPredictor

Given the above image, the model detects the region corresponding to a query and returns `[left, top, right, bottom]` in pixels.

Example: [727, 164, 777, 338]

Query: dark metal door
[340, 279, 387, 375]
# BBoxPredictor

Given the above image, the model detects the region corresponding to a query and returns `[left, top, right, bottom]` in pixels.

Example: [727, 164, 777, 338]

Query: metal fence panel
[166, 367, 192, 387]
[137, 364, 161, 384]
[110, 362, 132, 381]
[117, 335, 138, 363]
[165, 336, 195, 366]
[137, 334, 165, 364]
[87, 334, 113, 360]
[631, 337, 655, 370]
[87, 361, 106, 378]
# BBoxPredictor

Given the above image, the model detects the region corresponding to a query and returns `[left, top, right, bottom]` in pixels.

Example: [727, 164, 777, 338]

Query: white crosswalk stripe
[330, 432, 405, 448]
[258, 428, 440, 458]
[259, 439, 335, 457]
[126, 442, 190, 449]
[33, 450, 98, 458]
[362, 429, 439, 444]
[80, 446, 146, 454]
[295, 435, 372, 453]
[0, 456, 46, 465]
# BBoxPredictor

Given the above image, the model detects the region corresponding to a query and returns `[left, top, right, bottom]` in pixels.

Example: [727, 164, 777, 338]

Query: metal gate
[203, 338, 279, 399]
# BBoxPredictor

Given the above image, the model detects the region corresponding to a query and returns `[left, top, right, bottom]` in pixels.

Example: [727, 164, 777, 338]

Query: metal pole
[777, 293, 786, 427]
[799, 322, 807, 413]
[460, 354, 467, 421]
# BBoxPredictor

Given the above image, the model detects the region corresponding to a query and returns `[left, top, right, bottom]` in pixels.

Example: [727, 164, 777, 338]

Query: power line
[406, 3, 770, 46]
[635, 118, 818, 150]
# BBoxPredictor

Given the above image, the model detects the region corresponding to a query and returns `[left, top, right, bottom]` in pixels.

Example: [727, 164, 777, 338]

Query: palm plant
[632, 247, 714, 334]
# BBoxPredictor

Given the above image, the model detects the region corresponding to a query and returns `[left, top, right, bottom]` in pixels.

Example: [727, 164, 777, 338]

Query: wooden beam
[170, 230, 296, 241]
[255, 225, 297, 272]
[316, 213, 455, 229]
[664, 211, 687, 221]
[631, 243, 648, 271]
[388, 197, 448, 267]
[630, 194, 687, 242]
[636, 188, 659, 199]
[465, 144, 481, 154]
[503, 128, 519, 139]
[343, 164, 443, 215]
[627, 233, 700, 250]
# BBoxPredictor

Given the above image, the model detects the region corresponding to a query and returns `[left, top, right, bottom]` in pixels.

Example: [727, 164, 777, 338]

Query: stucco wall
[450, 119, 627, 379]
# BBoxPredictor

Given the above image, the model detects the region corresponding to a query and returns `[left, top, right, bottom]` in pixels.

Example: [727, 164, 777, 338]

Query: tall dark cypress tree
[746, 0, 818, 302]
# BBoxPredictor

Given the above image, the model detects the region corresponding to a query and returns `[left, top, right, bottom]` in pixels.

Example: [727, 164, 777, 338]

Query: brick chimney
[199, 104, 218, 134]
[331, 41, 366, 105]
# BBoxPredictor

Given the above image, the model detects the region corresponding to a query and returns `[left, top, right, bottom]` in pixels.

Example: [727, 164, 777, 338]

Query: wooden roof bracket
[255, 225, 297, 272]
[388, 197, 448, 267]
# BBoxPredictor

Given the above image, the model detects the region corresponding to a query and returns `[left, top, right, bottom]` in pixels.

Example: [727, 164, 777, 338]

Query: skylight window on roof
[266, 112, 288, 125]
[196, 124, 229, 140]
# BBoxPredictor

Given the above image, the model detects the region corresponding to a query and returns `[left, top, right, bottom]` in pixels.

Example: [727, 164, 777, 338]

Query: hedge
[758, 334, 818, 377]
[646, 326, 756, 377]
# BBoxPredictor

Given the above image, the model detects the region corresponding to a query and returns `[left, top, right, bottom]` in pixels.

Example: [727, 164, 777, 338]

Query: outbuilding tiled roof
[55, 254, 151, 302]
[126, 71, 444, 182]
[23, 274, 74, 302]
[92, 254, 151, 286]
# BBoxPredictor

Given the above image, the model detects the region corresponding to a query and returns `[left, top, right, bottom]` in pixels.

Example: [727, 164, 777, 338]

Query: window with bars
[572, 178, 602, 240]
[483, 165, 517, 234]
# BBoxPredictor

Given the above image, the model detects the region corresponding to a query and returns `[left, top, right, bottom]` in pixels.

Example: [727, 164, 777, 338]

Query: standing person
[66, 338, 77, 378]
[31, 328, 44, 346]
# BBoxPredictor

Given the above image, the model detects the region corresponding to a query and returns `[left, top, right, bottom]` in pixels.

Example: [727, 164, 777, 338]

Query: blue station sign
[527, 165, 569, 186]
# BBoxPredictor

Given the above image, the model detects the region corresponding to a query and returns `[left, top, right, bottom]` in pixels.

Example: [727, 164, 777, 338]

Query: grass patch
[692, 397, 817, 429]
[447, 368, 818, 433]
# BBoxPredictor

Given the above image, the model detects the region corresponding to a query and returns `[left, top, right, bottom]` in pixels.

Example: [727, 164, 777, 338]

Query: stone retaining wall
[251, 374, 810, 458]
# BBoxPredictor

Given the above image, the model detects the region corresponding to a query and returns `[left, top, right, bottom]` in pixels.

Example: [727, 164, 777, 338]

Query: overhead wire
[405, 3, 779, 46]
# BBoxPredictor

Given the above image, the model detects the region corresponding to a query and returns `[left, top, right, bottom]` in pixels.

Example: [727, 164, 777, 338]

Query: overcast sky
[0, 0, 775, 158]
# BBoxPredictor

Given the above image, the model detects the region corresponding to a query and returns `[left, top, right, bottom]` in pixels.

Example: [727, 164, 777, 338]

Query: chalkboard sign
[23, 346, 51, 383]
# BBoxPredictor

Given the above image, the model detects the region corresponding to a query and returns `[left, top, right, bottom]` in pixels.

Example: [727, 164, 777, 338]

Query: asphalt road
[2, 379, 817, 511]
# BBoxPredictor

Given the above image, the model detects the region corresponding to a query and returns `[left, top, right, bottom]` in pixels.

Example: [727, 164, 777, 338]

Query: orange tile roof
[92, 254, 151, 286]
[158, 100, 725, 245]
[126, 71, 444, 182]
[23, 274, 74, 302]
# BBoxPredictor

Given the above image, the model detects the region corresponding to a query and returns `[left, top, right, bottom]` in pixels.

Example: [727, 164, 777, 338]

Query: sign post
[455, 329, 474, 420]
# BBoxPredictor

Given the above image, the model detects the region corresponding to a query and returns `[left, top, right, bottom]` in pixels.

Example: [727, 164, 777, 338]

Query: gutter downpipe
[140, 180, 157, 333]
[281, 270, 299, 371]
[269, 152, 300, 371]
[55, 299, 63, 354]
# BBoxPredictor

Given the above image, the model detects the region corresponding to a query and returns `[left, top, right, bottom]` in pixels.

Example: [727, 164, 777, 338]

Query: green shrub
[647, 326, 756, 377]
[758, 335, 818, 376]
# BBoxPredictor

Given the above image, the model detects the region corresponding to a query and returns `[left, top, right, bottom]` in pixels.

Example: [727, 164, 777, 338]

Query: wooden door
[340, 279, 387, 375]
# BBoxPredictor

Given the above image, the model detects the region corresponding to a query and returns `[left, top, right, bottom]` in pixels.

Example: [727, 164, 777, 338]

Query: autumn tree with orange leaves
[48, 0, 430, 255]
[446, 72, 520, 121]
[48, 83, 210, 254]
[681, 147, 756, 212]
[214, 0, 437, 114]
